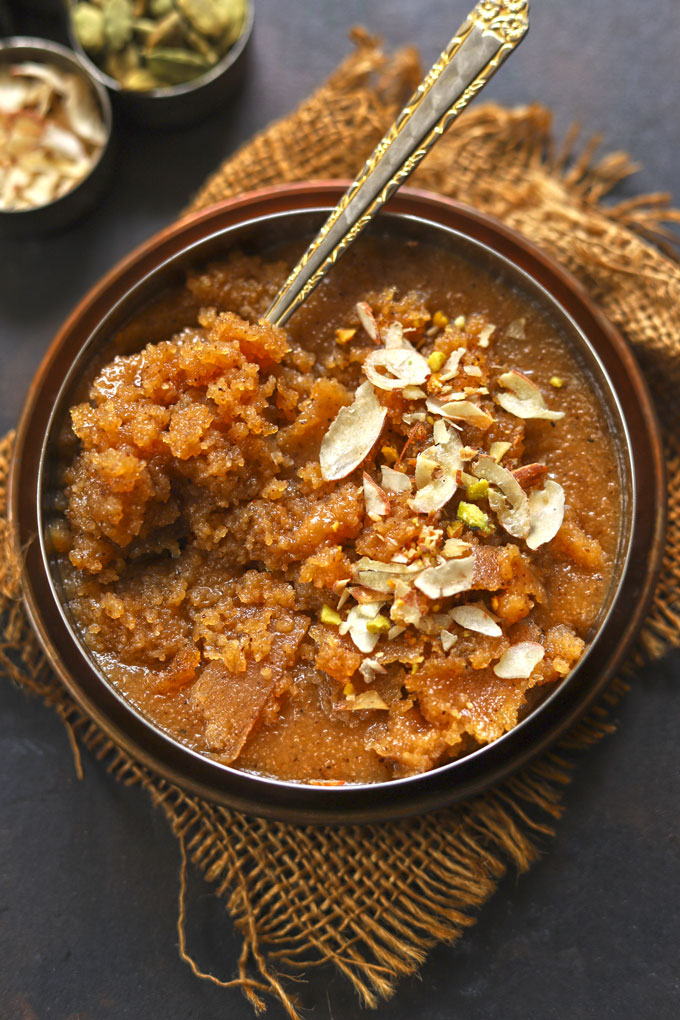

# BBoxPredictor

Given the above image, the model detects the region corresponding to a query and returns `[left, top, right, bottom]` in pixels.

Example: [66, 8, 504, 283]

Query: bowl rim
[0, 36, 113, 217]
[8, 182, 667, 824]
[66, 0, 254, 100]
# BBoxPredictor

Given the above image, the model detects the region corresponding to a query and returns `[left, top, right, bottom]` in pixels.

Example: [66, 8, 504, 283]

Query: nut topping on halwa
[56, 244, 618, 782]
[312, 304, 568, 672]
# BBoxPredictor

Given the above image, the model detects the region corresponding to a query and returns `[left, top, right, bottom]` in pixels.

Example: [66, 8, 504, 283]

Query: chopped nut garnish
[320, 381, 387, 481]
[454, 315, 466, 329]
[488, 441, 512, 463]
[321, 605, 342, 626]
[440, 629, 457, 652]
[335, 327, 357, 345]
[366, 615, 390, 634]
[465, 478, 489, 501]
[550, 376, 564, 388]
[457, 501, 494, 534]
[478, 323, 496, 347]
[427, 350, 447, 372]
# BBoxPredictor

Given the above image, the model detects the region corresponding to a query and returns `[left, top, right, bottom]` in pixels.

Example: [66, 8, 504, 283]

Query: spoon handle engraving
[265, 1, 530, 327]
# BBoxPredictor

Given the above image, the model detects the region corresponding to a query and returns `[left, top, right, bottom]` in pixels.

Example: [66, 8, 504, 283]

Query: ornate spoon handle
[265, 1, 530, 327]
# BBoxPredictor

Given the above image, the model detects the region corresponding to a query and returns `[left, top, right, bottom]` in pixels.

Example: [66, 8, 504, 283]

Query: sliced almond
[496, 371, 565, 421]
[409, 427, 462, 515]
[63, 74, 108, 147]
[478, 324, 496, 348]
[347, 585, 387, 604]
[403, 385, 427, 400]
[41, 120, 86, 162]
[363, 472, 390, 520]
[339, 602, 385, 653]
[319, 381, 387, 481]
[414, 552, 476, 599]
[432, 418, 449, 445]
[414, 448, 439, 489]
[334, 690, 389, 711]
[526, 479, 565, 550]
[427, 396, 493, 430]
[384, 322, 418, 351]
[381, 466, 412, 493]
[493, 641, 544, 679]
[353, 558, 423, 594]
[0, 70, 31, 114]
[364, 347, 430, 391]
[359, 658, 387, 682]
[450, 603, 502, 637]
[440, 629, 457, 652]
[415, 612, 453, 636]
[22, 170, 60, 207]
[473, 454, 530, 539]
[442, 537, 472, 558]
[356, 301, 379, 342]
[506, 318, 526, 339]
[12, 61, 67, 95]
[439, 346, 466, 381]
[488, 441, 512, 463]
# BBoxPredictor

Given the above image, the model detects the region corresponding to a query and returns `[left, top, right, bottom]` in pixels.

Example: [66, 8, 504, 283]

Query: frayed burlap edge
[2, 31, 680, 1020]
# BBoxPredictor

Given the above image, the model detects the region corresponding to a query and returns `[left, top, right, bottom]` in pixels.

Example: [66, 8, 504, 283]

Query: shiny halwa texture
[52, 239, 620, 783]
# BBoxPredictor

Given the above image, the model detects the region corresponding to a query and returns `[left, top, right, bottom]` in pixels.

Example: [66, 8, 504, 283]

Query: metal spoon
[265, 0, 530, 328]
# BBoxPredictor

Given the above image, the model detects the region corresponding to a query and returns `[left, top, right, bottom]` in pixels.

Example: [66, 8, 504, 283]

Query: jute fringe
[2, 31, 679, 1018]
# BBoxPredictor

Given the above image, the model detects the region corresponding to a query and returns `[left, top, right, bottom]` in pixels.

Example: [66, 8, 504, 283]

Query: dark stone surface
[1, 2, 678, 1018]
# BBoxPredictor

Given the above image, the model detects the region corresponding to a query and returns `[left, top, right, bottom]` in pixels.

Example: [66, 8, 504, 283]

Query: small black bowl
[66, 1, 254, 129]
[0, 37, 114, 238]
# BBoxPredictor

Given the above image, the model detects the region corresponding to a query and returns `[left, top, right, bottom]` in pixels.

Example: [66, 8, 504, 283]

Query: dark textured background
[1, 2, 679, 1018]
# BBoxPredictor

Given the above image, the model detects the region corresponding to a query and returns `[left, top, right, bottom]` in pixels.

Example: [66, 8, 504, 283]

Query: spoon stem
[265, 0, 530, 328]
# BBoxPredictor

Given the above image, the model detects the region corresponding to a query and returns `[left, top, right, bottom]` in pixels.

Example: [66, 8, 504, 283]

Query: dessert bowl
[8, 183, 665, 823]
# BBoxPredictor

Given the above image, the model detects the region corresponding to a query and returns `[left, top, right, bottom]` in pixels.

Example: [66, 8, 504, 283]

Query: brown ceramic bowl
[8, 183, 666, 824]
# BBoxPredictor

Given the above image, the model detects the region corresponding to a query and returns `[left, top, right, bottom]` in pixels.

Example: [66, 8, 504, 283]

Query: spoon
[265, 0, 530, 328]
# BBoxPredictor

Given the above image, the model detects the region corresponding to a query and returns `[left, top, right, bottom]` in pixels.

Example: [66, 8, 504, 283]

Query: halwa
[51, 236, 621, 783]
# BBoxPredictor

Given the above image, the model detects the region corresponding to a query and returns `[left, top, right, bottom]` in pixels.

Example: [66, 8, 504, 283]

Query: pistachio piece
[320, 605, 342, 627]
[457, 500, 494, 535]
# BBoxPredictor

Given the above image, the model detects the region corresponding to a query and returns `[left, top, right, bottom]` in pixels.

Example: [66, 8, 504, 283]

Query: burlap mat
[2, 31, 679, 1019]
